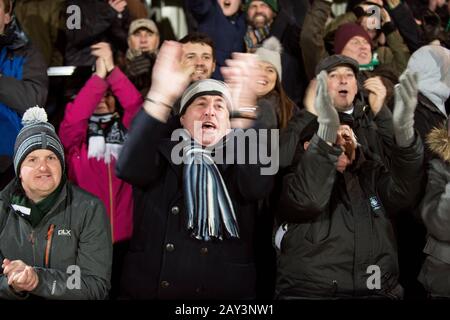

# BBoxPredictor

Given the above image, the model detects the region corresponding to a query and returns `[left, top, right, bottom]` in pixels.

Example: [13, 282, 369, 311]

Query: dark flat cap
[315, 55, 359, 76]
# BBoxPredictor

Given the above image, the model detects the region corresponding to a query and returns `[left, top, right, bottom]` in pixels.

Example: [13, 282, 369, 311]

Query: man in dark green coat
[0, 107, 112, 300]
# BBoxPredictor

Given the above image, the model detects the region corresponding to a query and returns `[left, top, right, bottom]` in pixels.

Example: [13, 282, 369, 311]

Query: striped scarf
[87, 112, 127, 164]
[181, 132, 239, 241]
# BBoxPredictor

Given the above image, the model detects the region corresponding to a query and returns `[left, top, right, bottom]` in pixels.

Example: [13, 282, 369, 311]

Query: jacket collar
[427, 125, 450, 164]
[1, 177, 69, 226]
[419, 92, 447, 117]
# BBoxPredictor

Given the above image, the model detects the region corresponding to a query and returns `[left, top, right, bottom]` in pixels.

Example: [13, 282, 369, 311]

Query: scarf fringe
[183, 145, 239, 242]
[88, 136, 122, 164]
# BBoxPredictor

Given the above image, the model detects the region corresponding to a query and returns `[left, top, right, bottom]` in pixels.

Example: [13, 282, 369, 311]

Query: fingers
[399, 70, 418, 98]
[109, 0, 127, 11]
[1, 258, 10, 269]
[224, 53, 259, 81]
[317, 70, 328, 90]
[396, 70, 418, 109]
[363, 77, 385, 92]
[222, 53, 260, 108]
[3, 259, 26, 276]
[7, 271, 20, 286]
[162, 40, 193, 76]
[157, 40, 183, 63]
[316, 70, 327, 99]
[8, 266, 39, 292]
[91, 42, 113, 60]
[91, 42, 110, 50]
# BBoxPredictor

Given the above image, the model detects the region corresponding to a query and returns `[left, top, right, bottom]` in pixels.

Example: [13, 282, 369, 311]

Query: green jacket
[0, 179, 112, 300]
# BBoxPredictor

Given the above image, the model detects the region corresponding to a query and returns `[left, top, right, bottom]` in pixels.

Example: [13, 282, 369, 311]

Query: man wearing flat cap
[122, 18, 160, 96]
[275, 55, 425, 299]
[280, 54, 395, 171]
[116, 41, 274, 299]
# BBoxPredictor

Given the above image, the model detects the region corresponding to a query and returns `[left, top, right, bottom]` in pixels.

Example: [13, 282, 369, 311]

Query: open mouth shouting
[202, 121, 217, 132]
[338, 89, 348, 98]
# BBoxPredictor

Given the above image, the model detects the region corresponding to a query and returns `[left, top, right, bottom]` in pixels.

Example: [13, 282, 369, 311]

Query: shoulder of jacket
[67, 183, 105, 208]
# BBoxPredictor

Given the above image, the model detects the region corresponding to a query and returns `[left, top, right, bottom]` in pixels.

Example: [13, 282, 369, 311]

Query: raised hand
[221, 52, 260, 110]
[364, 76, 387, 116]
[91, 42, 114, 78]
[303, 78, 318, 116]
[315, 70, 340, 144]
[221, 52, 261, 128]
[392, 69, 419, 147]
[108, 0, 127, 13]
[147, 40, 195, 107]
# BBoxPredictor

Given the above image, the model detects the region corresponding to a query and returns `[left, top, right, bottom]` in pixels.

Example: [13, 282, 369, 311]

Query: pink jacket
[59, 68, 142, 243]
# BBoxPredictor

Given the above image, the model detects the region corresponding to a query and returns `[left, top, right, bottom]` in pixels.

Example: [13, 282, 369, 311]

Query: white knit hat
[255, 36, 283, 80]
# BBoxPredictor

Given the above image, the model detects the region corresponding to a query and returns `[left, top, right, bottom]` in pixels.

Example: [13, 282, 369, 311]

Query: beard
[249, 13, 269, 28]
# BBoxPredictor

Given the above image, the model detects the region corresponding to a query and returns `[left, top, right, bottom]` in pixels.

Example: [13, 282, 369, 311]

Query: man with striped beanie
[0, 106, 112, 300]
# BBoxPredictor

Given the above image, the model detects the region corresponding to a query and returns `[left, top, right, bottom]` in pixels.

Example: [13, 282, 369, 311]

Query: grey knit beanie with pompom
[13, 106, 65, 175]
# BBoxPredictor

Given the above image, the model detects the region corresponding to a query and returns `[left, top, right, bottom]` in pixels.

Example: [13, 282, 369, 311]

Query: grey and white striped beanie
[179, 79, 233, 115]
[13, 106, 65, 175]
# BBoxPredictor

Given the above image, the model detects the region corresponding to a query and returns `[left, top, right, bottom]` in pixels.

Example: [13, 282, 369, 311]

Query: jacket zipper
[28, 230, 36, 265]
[8, 192, 66, 267]
[107, 162, 114, 242]
[9, 203, 37, 265]
[44, 224, 56, 268]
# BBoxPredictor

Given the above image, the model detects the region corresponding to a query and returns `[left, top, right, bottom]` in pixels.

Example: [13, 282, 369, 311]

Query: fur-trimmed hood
[427, 124, 450, 163]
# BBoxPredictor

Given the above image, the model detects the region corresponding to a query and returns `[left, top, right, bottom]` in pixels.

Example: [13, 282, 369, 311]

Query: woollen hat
[13, 107, 65, 175]
[255, 36, 283, 80]
[180, 79, 233, 115]
[244, 0, 279, 13]
[334, 23, 372, 55]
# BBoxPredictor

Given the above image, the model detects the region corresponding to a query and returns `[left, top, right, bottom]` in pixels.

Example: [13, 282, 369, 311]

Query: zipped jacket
[0, 179, 112, 300]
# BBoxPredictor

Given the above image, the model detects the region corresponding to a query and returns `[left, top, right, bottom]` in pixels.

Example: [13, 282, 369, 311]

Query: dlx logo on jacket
[58, 229, 71, 236]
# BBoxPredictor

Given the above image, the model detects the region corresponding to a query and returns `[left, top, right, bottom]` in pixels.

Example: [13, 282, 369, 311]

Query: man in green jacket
[0, 107, 112, 300]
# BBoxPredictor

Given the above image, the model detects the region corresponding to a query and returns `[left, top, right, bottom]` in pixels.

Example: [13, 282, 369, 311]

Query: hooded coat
[408, 45, 450, 164]
[419, 124, 450, 298]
